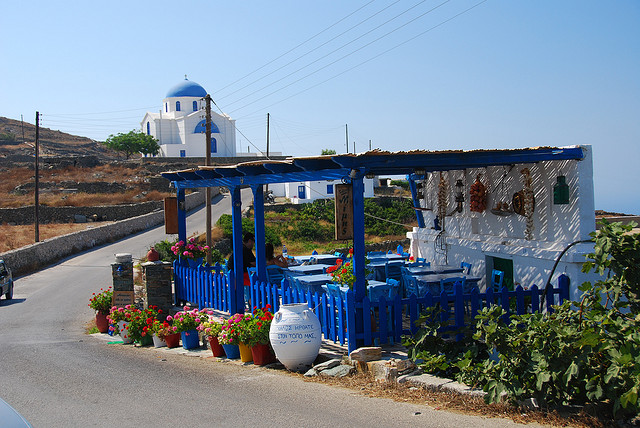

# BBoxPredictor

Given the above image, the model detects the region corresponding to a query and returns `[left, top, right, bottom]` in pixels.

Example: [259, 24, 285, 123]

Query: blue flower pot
[221, 344, 240, 359]
[187, 258, 203, 269]
[181, 329, 200, 350]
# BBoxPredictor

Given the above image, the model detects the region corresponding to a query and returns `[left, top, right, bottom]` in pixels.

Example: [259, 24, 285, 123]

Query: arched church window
[193, 101, 198, 111]
[193, 120, 220, 133]
[146, 122, 150, 135]
[165, 103, 168, 113]
[176, 101, 181, 112]
[211, 138, 217, 153]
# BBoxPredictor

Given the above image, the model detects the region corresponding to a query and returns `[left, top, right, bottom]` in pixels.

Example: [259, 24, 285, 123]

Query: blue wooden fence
[173, 260, 571, 353]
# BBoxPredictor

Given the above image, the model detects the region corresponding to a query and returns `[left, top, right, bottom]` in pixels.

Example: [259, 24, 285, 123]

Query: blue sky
[2, 1, 638, 214]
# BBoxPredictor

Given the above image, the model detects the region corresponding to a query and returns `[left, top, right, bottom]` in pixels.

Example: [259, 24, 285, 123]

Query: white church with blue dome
[141, 78, 237, 158]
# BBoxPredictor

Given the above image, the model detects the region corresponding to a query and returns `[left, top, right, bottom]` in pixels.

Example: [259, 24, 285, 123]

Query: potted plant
[327, 249, 371, 290]
[217, 313, 245, 359]
[126, 307, 159, 346]
[246, 305, 276, 366]
[88, 287, 113, 333]
[235, 313, 256, 363]
[171, 238, 209, 268]
[198, 319, 225, 357]
[107, 305, 136, 344]
[170, 306, 211, 350]
[149, 320, 171, 347]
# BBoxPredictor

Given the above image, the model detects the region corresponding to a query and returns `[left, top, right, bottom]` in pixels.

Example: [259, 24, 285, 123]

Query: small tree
[103, 130, 159, 159]
[321, 149, 337, 155]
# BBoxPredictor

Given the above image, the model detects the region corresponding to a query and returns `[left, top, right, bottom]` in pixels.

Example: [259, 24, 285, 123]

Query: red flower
[342, 269, 347, 274]
[349, 248, 353, 254]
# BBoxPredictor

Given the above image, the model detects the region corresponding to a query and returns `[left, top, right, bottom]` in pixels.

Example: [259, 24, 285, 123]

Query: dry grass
[0, 165, 168, 208]
[298, 371, 615, 428]
[0, 222, 113, 253]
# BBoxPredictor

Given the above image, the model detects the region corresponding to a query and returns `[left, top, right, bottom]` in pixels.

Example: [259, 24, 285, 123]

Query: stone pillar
[142, 261, 173, 319]
[111, 253, 134, 307]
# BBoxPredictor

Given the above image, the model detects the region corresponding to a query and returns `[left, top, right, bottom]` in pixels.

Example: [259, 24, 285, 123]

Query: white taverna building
[141, 78, 237, 158]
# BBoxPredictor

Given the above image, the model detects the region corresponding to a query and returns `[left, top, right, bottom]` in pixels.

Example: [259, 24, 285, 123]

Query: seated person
[266, 242, 288, 268]
[227, 232, 256, 285]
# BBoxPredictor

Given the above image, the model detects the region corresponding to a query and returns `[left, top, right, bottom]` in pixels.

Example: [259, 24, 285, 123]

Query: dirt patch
[0, 222, 113, 253]
[298, 371, 615, 427]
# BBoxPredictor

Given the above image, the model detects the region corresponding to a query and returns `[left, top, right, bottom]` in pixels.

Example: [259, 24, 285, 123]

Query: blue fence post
[558, 274, 570, 303]
[454, 282, 464, 341]
[346, 290, 357, 353]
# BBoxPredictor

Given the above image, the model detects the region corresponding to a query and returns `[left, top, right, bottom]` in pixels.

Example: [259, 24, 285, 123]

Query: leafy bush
[216, 214, 281, 247]
[403, 220, 640, 418]
[390, 179, 409, 190]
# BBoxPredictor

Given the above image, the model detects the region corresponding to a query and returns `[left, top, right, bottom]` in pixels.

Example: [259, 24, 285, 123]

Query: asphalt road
[0, 192, 540, 428]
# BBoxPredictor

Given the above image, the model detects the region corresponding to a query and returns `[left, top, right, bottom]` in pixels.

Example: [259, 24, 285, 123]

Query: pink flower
[167, 315, 173, 321]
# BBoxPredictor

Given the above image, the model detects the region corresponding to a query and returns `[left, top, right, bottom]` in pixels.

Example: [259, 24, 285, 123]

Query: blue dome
[166, 79, 207, 98]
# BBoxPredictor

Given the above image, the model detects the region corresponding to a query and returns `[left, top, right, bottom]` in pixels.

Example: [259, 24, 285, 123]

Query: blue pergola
[161, 147, 584, 318]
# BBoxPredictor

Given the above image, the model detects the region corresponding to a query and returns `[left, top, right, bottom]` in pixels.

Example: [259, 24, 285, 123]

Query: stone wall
[0, 188, 215, 225]
[0, 191, 207, 277]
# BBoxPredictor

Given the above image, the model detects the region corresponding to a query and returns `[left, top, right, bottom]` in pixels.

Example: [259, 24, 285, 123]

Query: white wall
[407, 145, 598, 300]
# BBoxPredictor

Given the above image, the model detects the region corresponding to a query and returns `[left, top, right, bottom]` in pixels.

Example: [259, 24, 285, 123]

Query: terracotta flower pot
[95, 311, 109, 333]
[207, 336, 225, 357]
[251, 343, 276, 366]
[165, 332, 181, 348]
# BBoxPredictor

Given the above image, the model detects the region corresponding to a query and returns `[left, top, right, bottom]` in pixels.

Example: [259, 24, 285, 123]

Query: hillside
[0, 116, 120, 161]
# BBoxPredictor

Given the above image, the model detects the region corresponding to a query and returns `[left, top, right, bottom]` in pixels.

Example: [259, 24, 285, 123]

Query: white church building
[141, 78, 237, 158]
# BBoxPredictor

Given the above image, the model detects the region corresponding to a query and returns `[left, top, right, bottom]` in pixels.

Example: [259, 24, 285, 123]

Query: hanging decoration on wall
[437, 171, 448, 227]
[491, 167, 513, 216]
[513, 167, 535, 240]
[469, 174, 487, 213]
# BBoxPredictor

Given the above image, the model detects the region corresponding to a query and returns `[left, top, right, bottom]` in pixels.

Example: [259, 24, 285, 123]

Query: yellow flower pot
[238, 342, 253, 363]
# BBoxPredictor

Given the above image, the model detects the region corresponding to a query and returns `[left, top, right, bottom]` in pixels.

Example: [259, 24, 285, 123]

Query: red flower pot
[207, 336, 225, 357]
[251, 343, 276, 366]
[165, 332, 181, 348]
[95, 311, 109, 333]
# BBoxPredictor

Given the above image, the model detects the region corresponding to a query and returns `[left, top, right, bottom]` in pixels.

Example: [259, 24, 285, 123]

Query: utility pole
[205, 95, 212, 265]
[265, 113, 270, 194]
[353, 141, 355, 153]
[369, 139, 371, 151]
[266, 113, 270, 157]
[345, 124, 349, 153]
[35, 111, 40, 242]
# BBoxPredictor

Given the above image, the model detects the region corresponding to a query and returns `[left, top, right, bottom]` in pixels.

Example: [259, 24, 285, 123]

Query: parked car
[0, 397, 31, 427]
[0, 259, 14, 300]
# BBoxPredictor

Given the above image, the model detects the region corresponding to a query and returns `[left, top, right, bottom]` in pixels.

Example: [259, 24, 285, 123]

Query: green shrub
[403, 220, 640, 418]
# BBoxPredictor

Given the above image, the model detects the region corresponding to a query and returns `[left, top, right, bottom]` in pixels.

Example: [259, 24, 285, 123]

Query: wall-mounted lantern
[553, 175, 570, 204]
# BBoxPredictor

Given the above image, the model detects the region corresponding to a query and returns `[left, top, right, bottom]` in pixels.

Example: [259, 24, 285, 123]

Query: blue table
[321, 280, 387, 298]
[413, 273, 481, 296]
[294, 254, 341, 265]
[367, 253, 406, 262]
[287, 264, 326, 275]
[405, 265, 464, 276]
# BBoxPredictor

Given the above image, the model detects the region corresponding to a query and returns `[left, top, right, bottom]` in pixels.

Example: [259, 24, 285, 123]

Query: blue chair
[403, 274, 418, 297]
[440, 276, 466, 294]
[266, 265, 284, 285]
[325, 283, 344, 299]
[417, 257, 427, 263]
[460, 262, 472, 275]
[385, 261, 403, 282]
[386, 278, 400, 299]
[311, 250, 318, 255]
[491, 269, 504, 291]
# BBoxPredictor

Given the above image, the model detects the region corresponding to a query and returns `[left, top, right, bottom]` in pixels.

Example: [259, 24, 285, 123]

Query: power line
[213, 0, 377, 96]
[236, 0, 488, 118]
[227, 0, 452, 114]
[216, 0, 402, 102]
[222, 0, 437, 110]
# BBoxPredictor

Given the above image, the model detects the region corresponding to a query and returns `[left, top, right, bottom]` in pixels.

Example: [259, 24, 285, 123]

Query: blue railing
[173, 260, 571, 353]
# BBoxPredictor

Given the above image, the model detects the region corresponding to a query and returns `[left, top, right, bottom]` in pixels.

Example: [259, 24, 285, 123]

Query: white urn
[269, 303, 322, 371]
